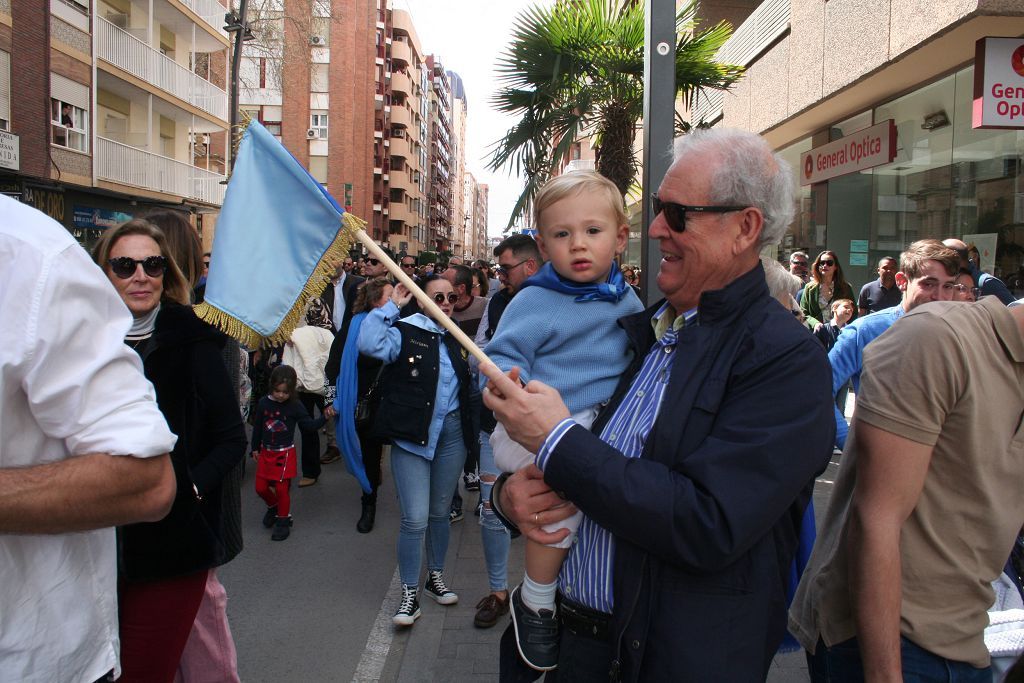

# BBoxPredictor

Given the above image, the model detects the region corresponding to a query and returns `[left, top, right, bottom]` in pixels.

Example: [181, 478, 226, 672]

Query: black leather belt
[559, 598, 612, 641]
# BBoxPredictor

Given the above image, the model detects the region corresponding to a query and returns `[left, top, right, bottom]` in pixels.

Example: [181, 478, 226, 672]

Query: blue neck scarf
[521, 261, 630, 303]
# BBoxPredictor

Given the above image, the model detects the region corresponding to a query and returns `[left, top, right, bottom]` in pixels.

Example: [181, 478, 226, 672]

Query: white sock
[520, 573, 557, 613]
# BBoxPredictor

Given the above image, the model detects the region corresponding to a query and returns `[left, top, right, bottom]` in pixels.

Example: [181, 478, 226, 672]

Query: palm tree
[488, 0, 743, 226]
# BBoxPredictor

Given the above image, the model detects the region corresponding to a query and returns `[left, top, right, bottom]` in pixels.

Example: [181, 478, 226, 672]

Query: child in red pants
[250, 365, 330, 540]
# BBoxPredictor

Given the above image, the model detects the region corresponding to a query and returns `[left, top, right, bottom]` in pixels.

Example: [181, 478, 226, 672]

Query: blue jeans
[390, 410, 467, 587]
[478, 430, 510, 593]
[808, 636, 991, 683]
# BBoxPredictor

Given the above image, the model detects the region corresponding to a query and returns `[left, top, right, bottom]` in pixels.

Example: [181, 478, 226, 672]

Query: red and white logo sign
[973, 37, 1024, 129]
[1013, 45, 1024, 78]
[799, 120, 897, 186]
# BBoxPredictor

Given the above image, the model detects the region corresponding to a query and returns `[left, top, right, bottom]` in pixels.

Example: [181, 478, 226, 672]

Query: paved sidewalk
[387, 487, 812, 682]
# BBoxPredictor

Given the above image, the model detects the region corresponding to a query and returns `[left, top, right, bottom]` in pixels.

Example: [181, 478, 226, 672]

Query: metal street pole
[228, 0, 249, 172]
[641, 0, 675, 306]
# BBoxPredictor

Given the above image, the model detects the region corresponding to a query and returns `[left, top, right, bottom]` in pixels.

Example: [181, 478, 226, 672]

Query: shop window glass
[51, 98, 88, 152]
[950, 66, 1024, 295]
[776, 136, 818, 264]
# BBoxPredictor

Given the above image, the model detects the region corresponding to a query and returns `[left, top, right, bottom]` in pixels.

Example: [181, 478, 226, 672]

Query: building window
[51, 98, 88, 152]
[0, 51, 9, 131]
[309, 155, 328, 183]
[310, 113, 328, 139]
[263, 121, 282, 137]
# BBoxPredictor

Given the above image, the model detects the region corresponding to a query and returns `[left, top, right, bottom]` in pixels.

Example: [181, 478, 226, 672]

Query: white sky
[394, 0, 554, 237]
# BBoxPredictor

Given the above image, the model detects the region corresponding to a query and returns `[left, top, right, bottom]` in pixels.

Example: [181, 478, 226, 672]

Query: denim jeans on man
[808, 637, 991, 683]
[478, 430, 510, 593]
[390, 410, 467, 586]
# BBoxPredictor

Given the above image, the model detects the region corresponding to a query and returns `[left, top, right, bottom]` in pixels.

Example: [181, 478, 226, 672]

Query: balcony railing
[97, 17, 228, 121]
[177, 0, 229, 38]
[97, 136, 226, 205]
[691, 0, 790, 125]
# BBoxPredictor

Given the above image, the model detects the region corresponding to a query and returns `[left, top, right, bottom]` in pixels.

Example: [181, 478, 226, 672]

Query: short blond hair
[532, 171, 627, 232]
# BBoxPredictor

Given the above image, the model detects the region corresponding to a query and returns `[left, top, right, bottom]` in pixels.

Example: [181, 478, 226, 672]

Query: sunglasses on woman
[432, 293, 459, 304]
[108, 255, 168, 279]
[819, 259, 835, 267]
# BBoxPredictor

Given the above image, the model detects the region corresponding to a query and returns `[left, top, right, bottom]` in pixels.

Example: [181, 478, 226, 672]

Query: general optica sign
[799, 120, 897, 186]
[973, 37, 1024, 129]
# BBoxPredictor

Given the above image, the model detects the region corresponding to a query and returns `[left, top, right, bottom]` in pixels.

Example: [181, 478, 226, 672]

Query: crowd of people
[3, 124, 1024, 683]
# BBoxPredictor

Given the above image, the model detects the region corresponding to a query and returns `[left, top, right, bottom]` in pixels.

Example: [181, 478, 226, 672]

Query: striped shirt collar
[652, 301, 698, 341]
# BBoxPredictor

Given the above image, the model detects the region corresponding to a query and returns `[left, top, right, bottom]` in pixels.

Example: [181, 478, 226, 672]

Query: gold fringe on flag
[195, 211, 365, 348]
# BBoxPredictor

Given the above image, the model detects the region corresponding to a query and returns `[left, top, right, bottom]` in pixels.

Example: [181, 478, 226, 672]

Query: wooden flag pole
[353, 230, 493, 368]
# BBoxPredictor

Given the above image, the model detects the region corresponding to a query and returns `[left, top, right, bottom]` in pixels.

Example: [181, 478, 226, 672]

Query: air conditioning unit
[306, 128, 318, 139]
[310, 35, 325, 46]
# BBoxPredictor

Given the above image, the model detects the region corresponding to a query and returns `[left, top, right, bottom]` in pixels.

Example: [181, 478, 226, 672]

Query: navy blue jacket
[544, 264, 835, 681]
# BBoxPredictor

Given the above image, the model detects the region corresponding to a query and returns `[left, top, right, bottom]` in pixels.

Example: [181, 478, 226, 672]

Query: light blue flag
[195, 119, 362, 347]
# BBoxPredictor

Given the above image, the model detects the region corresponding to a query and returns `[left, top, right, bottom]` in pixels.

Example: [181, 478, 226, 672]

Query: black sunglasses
[650, 193, 747, 233]
[432, 293, 459, 304]
[366, 258, 381, 266]
[108, 255, 168, 279]
[496, 259, 529, 277]
[819, 260, 835, 267]
[401, 262, 416, 268]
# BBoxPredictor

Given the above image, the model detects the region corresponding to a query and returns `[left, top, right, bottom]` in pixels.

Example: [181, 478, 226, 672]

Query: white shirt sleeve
[16, 240, 176, 461]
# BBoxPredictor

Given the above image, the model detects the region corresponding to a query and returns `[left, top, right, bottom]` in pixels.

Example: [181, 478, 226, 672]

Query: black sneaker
[262, 505, 278, 529]
[271, 516, 292, 541]
[509, 585, 559, 672]
[449, 508, 463, 524]
[393, 585, 421, 626]
[423, 570, 458, 605]
[464, 472, 480, 491]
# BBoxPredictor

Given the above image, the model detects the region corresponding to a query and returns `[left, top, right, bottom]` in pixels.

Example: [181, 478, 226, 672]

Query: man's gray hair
[674, 128, 796, 249]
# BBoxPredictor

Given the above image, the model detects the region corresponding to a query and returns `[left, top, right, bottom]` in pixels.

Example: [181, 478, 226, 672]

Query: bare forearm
[849, 511, 904, 682]
[0, 453, 175, 534]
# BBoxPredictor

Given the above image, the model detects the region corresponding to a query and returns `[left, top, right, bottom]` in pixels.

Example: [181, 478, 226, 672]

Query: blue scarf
[520, 261, 630, 302]
[332, 312, 372, 494]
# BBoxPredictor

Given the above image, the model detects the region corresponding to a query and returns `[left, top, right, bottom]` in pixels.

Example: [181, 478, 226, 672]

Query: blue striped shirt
[535, 302, 696, 614]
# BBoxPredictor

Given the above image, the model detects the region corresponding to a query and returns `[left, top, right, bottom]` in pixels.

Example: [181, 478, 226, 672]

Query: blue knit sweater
[482, 285, 644, 414]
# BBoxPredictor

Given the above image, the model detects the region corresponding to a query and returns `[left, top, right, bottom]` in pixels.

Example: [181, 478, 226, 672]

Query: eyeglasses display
[108, 256, 168, 279]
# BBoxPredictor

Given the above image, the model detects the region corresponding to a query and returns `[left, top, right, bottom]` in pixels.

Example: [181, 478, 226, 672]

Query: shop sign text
[799, 120, 897, 186]
[0, 130, 19, 171]
[973, 37, 1024, 129]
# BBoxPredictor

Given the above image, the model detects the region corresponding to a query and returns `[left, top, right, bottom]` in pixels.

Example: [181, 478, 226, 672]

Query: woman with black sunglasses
[800, 250, 857, 329]
[91, 220, 246, 682]
[357, 275, 480, 627]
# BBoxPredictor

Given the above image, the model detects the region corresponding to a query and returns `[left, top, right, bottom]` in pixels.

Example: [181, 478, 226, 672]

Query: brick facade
[11, 0, 49, 180]
[281, 0, 312, 168]
[326, 0, 375, 224]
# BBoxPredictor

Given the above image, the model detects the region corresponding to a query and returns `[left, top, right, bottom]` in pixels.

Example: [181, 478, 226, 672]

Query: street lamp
[223, 1, 252, 174]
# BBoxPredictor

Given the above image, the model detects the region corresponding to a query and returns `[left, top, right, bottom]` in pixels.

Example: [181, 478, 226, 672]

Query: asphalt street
[220, 416, 845, 682]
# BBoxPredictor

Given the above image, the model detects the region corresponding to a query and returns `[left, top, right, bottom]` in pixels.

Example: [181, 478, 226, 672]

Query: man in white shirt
[0, 196, 177, 683]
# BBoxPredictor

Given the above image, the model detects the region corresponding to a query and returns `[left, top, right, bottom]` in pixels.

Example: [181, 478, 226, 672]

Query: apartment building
[239, 1, 462, 258]
[447, 68, 467, 260]
[0, 0, 230, 247]
[473, 181, 487, 260]
[385, 7, 429, 256]
[694, 0, 1024, 292]
[425, 54, 452, 254]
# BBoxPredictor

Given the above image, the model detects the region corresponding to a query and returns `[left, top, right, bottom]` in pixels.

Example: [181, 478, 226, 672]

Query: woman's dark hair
[471, 267, 489, 297]
[352, 277, 392, 314]
[145, 210, 203, 289]
[269, 365, 298, 398]
[811, 249, 850, 294]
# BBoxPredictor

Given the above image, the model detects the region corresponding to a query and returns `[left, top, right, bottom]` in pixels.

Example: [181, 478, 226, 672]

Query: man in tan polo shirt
[789, 295, 1024, 681]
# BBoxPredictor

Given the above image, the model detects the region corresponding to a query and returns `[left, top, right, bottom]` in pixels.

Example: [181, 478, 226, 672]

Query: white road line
[352, 566, 401, 682]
